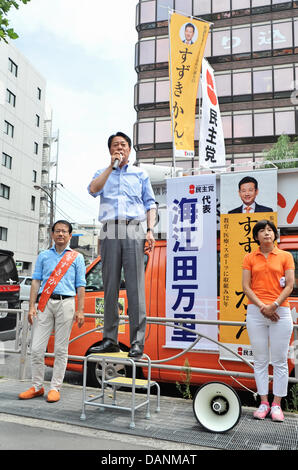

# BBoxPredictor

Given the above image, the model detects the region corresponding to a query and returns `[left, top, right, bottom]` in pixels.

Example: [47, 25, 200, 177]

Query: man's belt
[37, 293, 73, 302]
[104, 219, 140, 226]
[49, 294, 73, 300]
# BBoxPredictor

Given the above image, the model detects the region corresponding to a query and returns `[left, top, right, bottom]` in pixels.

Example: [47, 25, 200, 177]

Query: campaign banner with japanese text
[199, 58, 226, 168]
[166, 175, 218, 350]
[169, 13, 210, 158]
[219, 170, 278, 361]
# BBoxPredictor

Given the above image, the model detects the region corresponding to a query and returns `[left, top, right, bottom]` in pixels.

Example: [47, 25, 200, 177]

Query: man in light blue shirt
[88, 132, 156, 358]
[19, 220, 86, 403]
[33, 244, 86, 297]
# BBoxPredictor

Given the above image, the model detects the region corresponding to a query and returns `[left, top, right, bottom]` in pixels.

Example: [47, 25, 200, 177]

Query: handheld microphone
[112, 153, 122, 170]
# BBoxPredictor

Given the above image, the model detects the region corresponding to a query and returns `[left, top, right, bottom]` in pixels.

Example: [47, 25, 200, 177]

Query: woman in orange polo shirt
[242, 220, 295, 422]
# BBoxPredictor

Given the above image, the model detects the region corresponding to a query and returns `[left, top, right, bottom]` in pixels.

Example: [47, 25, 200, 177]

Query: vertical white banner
[199, 58, 226, 169]
[166, 175, 218, 350]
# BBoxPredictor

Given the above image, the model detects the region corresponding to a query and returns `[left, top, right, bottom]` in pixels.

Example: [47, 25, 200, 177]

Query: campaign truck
[45, 167, 298, 392]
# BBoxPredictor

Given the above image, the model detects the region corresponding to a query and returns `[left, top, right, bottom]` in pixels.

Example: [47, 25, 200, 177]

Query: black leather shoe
[128, 343, 144, 359]
[90, 338, 120, 354]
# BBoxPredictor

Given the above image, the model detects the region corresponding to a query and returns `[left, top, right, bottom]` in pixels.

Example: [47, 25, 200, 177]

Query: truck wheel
[193, 382, 241, 433]
[86, 344, 130, 388]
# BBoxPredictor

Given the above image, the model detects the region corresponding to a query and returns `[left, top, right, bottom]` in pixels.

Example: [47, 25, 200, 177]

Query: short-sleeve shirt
[87, 163, 156, 222]
[32, 245, 86, 296]
[242, 247, 295, 307]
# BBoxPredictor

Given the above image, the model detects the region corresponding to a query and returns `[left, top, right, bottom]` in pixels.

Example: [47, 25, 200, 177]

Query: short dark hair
[238, 176, 258, 190]
[185, 23, 195, 32]
[52, 220, 73, 234]
[252, 219, 278, 245]
[107, 132, 131, 150]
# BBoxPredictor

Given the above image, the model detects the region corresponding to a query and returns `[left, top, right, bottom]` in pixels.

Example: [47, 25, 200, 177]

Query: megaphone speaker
[193, 382, 241, 433]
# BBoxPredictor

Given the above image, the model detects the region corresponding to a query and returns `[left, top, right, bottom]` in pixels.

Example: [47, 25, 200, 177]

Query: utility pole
[34, 180, 61, 248]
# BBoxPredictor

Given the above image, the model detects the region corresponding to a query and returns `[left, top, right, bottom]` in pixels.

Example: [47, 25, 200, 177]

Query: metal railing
[1, 307, 297, 387]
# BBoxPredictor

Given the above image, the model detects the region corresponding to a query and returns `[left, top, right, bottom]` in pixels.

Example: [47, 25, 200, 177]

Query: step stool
[80, 351, 160, 429]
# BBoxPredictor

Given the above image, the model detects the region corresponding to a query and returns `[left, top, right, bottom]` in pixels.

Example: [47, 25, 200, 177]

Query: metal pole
[18, 310, 30, 380]
[295, 326, 298, 380]
[168, 8, 176, 175]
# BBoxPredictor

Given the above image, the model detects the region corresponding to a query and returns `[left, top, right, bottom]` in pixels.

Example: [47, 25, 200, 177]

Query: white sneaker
[270, 404, 284, 422]
[253, 402, 270, 420]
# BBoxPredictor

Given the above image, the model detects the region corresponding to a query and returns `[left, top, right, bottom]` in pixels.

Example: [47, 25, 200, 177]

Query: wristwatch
[147, 228, 154, 233]
[273, 301, 279, 308]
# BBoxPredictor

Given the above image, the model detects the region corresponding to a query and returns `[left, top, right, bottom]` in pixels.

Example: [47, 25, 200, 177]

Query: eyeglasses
[53, 230, 69, 234]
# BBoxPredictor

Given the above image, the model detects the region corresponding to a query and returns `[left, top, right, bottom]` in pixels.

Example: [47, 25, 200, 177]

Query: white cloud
[8, 0, 140, 224]
[11, 0, 139, 59]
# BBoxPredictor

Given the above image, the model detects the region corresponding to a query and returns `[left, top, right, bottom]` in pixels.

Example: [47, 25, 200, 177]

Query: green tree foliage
[0, 0, 30, 42]
[264, 135, 298, 169]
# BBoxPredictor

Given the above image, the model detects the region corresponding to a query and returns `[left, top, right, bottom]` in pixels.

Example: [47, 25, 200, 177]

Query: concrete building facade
[0, 41, 46, 275]
[134, 0, 298, 170]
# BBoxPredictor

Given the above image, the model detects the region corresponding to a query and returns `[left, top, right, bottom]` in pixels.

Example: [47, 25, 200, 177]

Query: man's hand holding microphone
[111, 151, 123, 170]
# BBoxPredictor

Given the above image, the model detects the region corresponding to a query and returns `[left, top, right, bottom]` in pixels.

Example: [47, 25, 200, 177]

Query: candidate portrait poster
[169, 13, 210, 158]
[166, 174, 218, 351]
[219, 170, 278, 361]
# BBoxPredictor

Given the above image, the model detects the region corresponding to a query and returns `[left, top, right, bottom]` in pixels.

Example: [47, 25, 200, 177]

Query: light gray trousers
[31, 297, 75, 391]
[100, 222, 146, 347]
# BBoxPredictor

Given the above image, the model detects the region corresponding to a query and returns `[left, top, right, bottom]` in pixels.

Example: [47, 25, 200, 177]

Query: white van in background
[19, 276, 32, 302]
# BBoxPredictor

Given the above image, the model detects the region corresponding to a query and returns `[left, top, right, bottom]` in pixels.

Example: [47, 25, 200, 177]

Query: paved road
[0, 413, 209, 452]
[0, 413, 157, 450]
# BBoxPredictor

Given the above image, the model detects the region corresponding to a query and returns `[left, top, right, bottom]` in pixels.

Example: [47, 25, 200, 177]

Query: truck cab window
[85, 254, 149, 292]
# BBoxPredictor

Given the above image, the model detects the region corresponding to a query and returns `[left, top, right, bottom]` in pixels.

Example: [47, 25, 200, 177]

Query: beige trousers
[31, 297, 75, 391]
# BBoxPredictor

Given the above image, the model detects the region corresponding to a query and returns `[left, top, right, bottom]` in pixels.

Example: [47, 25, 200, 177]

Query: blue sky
[9, 0, 139, 224]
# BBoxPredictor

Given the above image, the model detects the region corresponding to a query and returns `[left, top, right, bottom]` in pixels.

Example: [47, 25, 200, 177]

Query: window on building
[138, 121, 154, 144]
[213, 0, 230, 13]
[34, 142, 39, 155]
[32, 170, 37, 182]
[213, 29, 231, 56]
[273, 21, 293, 49]
[193, 0, 211, 15]
[232, 27, 251, 54]
[254, 112, 274, 136]
[215, 73, 231, 97]
[155, 119, 171, 143]
[37, 87, 42, 100]
[139, 39, 155, 65]
[275, 110, 296, 135]
[4, 121, 14, 138]
[252, 0, 270, 6]
[0, 227, 8, 242]
[140, 0, 156, 23]
[274, 67, 294, 92]
[232, 0, 250, 9]
[233, 71, 252, 96]
[6, 89, 16, 107]
[233, 113, 253, 137]
[156, 37, 169, 63]
[221, 115, 232, 139]
[156, 0, 173, 21]
[294, 19, 298, 47]
[175, 0, 192, 16]
[156, 79, 170, 102]
[138, 81, 155, 104]
[36, 114, 40, 127]
[8, 58, 18, 77]
[31, 195, 36, 211]
[253, 68, 273, 94]
[2, 152, 12, 170]
[0, 184, 10, 200]
[253, 23, 272, 52]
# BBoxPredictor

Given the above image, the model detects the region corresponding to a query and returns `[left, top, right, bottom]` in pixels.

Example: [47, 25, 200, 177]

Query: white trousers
[31, 297, 75, 391]
[246, 304, 293, 397]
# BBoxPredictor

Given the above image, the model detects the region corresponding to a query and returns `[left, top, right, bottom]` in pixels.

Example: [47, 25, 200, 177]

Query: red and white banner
[199, 58, 226, 169]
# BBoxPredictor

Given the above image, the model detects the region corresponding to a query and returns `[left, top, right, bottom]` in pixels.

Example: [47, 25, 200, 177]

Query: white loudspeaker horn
[193, 382, 241, 433]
